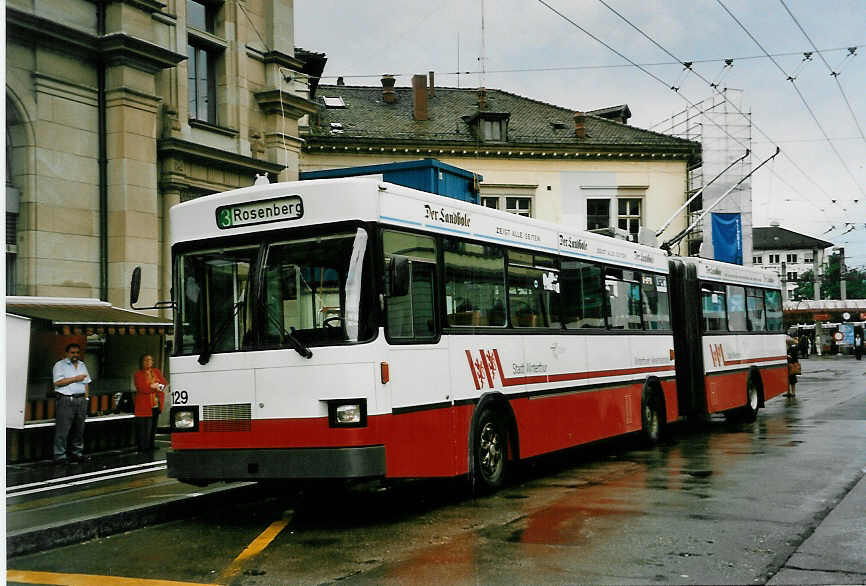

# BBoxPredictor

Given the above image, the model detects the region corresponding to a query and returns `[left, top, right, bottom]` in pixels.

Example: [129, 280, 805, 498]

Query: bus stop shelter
[783, 299, 866, 354]
[5, 296, 173, 463]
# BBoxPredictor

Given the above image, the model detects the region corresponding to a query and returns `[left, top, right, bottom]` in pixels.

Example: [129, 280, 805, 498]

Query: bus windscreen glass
[176, 228, 373, 356]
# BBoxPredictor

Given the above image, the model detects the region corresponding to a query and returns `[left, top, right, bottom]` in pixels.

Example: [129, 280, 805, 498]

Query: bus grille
[201, 403, 252, 433]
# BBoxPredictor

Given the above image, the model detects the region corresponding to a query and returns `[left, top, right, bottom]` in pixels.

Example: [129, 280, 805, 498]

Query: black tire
[641, 390, 665, 446]
[740, 378, 760, 423]
[472, 408, 508, 492]
[725, 378, 760, 423]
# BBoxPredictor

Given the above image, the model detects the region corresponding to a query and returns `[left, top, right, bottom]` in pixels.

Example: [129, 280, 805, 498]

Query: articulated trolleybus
[165, 177, 786, 491]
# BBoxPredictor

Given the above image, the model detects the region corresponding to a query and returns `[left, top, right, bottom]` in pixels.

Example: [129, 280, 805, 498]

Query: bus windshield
[176, 227, 372, 356]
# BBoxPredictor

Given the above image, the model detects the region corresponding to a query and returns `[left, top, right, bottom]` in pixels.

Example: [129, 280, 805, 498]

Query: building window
[768, 254, 780, 264]
[753, 256, 762, 264]
[481, 191, 534, 218]
[482, 119, 505, 141]
[804, 256, 813, 264]
[617, 198, 642, 241]
[786, 253, 798, 263]
[187, 0, 215, 33]
[786, 271, 798, 282]
[586, 199, 610, 231]
[188, 43, 217, 123]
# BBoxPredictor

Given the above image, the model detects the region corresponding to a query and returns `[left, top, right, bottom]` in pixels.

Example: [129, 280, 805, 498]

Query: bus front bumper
[166, 446, 386, 482]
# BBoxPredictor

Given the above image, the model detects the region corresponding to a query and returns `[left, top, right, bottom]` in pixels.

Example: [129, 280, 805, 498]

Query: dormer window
[464, 111, 510, 143]
[323, 96, 346, 108]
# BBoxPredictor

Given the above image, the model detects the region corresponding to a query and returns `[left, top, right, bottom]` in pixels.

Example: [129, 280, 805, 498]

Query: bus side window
[605, 268, 642, 330]
[560, 260, 604, 328]
[726, 285, 748, 331]
[764, 289, 783, 331]
[383, 230, 437, 341]
[746, 287, 766, 331]
[701, 284, 727, 332]
[507, 252, 561, 328]
[443, 238, 506, 327]
[641, 274, 671, 330]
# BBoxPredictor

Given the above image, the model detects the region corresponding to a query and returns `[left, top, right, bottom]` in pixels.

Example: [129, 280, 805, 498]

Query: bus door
[668, 259, 707, 416]
[383, 230, 453, 476]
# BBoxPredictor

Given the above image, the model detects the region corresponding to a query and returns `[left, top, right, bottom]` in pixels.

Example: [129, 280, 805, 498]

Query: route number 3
[172, 389, 189, 404]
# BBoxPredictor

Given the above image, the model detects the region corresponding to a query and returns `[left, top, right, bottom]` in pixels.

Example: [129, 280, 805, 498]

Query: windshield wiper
[264, 311, 313, 359]
[198, 298, 245, 365]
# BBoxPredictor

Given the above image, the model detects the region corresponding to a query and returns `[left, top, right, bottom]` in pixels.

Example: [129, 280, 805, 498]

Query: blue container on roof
[300, 158, 481, 204]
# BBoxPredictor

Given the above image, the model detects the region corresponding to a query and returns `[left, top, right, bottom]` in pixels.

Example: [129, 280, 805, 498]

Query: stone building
[6, 0, 315, 310]
[300, 75, 702, 246]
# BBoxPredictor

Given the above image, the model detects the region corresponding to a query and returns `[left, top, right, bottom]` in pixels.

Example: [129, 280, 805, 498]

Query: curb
[7, 482, 259, 558]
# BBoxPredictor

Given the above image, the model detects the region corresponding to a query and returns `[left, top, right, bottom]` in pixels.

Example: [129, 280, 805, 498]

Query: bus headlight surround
[327, 399, 367, 428]
[170, 406, 199, 432]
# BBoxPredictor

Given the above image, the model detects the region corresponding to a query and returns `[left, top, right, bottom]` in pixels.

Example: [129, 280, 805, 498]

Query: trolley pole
[813, 251, 821, 301]
[839, 247, 847, 301]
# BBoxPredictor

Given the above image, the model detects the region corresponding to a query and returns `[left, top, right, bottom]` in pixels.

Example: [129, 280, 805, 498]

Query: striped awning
[5, 296, 173, 335]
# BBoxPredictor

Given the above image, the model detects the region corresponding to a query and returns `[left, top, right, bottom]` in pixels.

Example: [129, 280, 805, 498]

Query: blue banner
[711, 212, 743, 265]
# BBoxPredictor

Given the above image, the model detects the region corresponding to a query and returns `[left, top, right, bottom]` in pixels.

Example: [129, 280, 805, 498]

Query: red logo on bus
[709, 343, 726, 368]
[465, 349, 502, 390]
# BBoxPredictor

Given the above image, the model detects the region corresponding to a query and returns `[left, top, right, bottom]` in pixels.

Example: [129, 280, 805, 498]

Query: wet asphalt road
[8, 357, 866, 585]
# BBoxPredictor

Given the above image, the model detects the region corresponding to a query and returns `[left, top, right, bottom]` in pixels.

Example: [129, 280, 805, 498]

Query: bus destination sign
[216, 195, 303, 229]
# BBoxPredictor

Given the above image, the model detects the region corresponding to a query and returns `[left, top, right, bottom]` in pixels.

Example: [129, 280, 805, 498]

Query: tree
[793, 252, 866, 300]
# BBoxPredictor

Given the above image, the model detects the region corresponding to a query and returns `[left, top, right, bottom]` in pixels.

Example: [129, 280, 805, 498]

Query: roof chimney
[381, 74, 396, 104]
[428, 70, 435, 97]
[336, 76, 345, 86]
[574, 111, 586, 138]
[478, 87, 487, 110]
[412, 74, 428, 120]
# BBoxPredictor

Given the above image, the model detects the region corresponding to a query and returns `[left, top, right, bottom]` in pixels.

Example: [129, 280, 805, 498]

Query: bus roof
[171, 177, 674, 273]
[683, 256, 782, 289]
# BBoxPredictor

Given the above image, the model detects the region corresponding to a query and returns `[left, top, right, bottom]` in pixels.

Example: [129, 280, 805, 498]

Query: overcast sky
[295, 0, 866, 268]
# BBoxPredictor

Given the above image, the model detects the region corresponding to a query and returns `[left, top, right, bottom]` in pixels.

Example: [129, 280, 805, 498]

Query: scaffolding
[655, 89, 753, 261]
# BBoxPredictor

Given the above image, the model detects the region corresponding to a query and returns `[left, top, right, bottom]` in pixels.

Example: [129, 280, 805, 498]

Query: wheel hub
[479, 422, 502, 478]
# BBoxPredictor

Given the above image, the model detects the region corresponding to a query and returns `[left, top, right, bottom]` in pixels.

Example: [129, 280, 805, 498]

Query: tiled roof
[304, 85, 700, 157]
[753, 226, 833, 250]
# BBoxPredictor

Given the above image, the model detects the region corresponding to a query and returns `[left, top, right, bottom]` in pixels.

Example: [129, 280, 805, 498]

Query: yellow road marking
[7, 569, 211, 585]
[214, 514, 292, 584]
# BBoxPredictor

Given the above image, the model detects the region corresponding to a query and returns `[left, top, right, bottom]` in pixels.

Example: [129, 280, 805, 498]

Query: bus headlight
[327, 399, 367, 428]
[336, 404, 361, 424]
[170, 406, 198, 432]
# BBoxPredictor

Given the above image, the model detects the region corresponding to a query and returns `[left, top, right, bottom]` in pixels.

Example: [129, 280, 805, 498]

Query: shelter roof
[6, 297, 172, 335]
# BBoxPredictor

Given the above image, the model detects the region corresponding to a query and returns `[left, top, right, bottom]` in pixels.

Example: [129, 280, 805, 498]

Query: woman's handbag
[789, 362, 801, 376]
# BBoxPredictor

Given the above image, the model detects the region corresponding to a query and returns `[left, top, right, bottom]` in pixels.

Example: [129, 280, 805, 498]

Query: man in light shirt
[52, 343, 92, 463]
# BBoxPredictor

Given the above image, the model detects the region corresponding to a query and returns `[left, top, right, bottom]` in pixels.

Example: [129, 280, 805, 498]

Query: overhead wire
[778, 0, 866, 144]
[585, 0, 836, 224]
[716, 0, 866, 202]
[309, 46, 865, 81]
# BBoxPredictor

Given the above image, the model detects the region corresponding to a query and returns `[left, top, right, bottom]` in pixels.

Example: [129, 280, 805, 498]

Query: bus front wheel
[472, 408, 508, 492]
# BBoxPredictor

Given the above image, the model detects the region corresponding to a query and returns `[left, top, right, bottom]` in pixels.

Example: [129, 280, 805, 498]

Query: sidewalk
[769, 469, 866, 584]
[6, 438, 256, 557]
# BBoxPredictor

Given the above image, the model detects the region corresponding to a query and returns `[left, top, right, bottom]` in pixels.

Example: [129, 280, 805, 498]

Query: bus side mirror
[390, 255, 410, 297]
[130, 266, 142, 307]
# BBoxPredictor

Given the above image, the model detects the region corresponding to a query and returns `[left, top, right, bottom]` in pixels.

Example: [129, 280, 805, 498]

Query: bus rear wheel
[726, 379, 760, 423]
[741, 379, 760, 423]
[473, 408, 508, 492]
[641, 391, 665, 446]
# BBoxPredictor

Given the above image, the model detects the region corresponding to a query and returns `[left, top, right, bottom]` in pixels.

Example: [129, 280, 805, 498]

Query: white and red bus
[160, 177, 786, 490]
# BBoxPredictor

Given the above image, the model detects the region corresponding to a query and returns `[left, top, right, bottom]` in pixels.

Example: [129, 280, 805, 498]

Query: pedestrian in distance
[52, 343, 92, 463]
[786, 336, 800, 397]
[134, 354, 167, 451]
[855, 332, 863, 361]
[799, 334, 809, 359]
